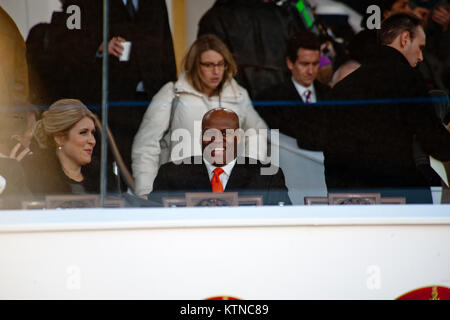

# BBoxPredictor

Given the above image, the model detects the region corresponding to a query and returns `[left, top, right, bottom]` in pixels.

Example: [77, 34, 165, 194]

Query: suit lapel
[313, 80, 330, 101]
[193, 164, 213, 191]
[112, 0, 135, 21]
[183, 157, 212, 191]
[225, 159, 251, 191]
[113, 0, 128, 14]
[134, 0, 148, 21]
[287, 80, 305, 103]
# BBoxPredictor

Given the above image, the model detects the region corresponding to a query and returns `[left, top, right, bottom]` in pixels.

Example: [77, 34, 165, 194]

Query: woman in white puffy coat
[132, 34, 268, 196]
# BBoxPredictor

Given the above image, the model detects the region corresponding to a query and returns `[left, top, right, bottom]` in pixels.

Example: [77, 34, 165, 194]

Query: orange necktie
[211, 168, 224, 193]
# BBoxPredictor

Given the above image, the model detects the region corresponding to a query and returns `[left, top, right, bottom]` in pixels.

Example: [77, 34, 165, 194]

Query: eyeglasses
[199, 61, 228, 71]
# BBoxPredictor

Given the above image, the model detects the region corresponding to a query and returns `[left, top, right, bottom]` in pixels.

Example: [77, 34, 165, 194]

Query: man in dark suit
[323, 13, 450, 203]
[255, 30, 330, 150]
[148, 108, 292, 206]
[68, 0, 177, 172]
[197, 0, 306, 100]
[86, 0, 176, 101]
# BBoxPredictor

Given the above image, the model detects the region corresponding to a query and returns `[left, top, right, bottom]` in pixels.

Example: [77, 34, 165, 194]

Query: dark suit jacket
[149, 156, 292, 206]
[323, 45, 450, 193]
[0, 158, 32, 209]
[57, 0, 177, 171]
[80, 0, 177, 102]
[255, 79, 330, 150]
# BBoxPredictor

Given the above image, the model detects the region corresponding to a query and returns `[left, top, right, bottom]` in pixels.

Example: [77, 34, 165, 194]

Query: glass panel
[1, 0, 450, 210]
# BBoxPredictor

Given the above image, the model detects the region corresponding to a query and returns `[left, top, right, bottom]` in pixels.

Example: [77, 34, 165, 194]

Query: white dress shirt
[291, 77, 317, 103]
[203, 157, 237, 190]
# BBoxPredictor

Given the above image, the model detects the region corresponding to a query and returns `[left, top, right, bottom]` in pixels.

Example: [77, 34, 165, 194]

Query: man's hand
[98, 36, 127, 58]
[432, 6, 450, 31]
[9, 143, 32, 162]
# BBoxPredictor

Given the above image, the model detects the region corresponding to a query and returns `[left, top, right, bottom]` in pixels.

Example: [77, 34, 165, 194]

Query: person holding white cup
[98, 36, 131, 61]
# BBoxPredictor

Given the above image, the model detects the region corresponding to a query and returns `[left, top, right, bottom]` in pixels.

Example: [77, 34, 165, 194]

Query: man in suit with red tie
[255, 30, 330, 150]
[148, 108, 292, 206]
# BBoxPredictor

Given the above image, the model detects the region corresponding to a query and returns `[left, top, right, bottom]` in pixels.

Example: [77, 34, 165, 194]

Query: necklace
[56, 149, 83, 182]
[61, 165, 83, 182]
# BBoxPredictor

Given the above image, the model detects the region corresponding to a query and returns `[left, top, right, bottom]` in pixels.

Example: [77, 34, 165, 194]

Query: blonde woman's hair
[182, 34, 238, 95]
[33, 99, 97, 149]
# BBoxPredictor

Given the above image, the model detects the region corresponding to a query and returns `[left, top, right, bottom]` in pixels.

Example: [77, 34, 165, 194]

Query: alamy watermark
[366, 5, 382, 30]
[366, 265, 382, 290]
[66, 265, 81, 291]
[66, 5, 81, 30]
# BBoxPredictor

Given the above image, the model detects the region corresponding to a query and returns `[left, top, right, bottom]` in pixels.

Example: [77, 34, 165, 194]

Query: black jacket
[27, 0, 176, 105]
[23, 150, 98, 198]
[39, 0, 178, 172]
[149, 156, 292, 206]
[323, 45, 450, 190]
[198, 0, 306, 99]
[0, 158, 32, 209]
[255, 79, 330, 150]
[81, 0, 177, 102]
[21, 139, 122, 198]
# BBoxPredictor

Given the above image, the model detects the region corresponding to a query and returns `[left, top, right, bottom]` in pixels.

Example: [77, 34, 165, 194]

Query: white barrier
[1, 205, 449, 299]
[275, 132, 327, 205]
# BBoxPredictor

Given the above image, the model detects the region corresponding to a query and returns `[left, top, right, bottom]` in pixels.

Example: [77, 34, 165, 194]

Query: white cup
[120, 41, 132, 61]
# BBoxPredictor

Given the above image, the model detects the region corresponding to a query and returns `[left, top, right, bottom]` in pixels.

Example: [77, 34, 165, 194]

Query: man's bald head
[202, 108, 241, 166]
[202, 108, 239, 132]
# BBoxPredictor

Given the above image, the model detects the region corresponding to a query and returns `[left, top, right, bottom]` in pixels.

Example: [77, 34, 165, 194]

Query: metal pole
[100, 0, 109, 206]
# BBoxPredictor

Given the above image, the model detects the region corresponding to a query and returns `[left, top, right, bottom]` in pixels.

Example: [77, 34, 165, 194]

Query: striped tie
[304, 89, 312, 104]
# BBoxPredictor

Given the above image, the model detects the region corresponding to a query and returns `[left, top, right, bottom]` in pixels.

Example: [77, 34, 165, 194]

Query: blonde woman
[25, 99, 99, 196]
[132, 34, 268, 196]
